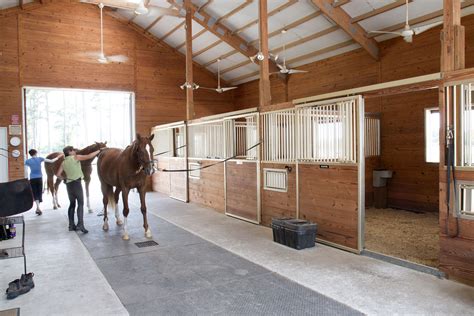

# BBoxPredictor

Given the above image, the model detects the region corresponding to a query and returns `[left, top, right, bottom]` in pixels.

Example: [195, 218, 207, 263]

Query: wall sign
[8, 125, 22, 136]
[11, 114, 20, 125]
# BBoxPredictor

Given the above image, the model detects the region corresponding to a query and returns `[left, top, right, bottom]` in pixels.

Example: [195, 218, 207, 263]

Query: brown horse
[97, 134, 155, 240]
[45, 142, 107, 210]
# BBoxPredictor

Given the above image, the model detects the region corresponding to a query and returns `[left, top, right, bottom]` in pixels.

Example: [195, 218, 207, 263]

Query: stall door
[169, 125, 187, 202]
[295, 96, 364, 252]
[224, 114, 260, 224]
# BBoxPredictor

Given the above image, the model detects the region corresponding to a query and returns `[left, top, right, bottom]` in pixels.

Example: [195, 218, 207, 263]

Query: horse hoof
[103, 225, 109, 231]
[116, 220, 123, 226]
[145, 231, 152, 239]
[58, 204, 61, 208]
[122, 235, 130, 241]
[53, 206, 58, 210]
[88, 209, 93, 214]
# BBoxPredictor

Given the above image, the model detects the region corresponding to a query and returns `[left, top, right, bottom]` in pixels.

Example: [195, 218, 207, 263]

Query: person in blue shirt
[25, 149, 63, 215]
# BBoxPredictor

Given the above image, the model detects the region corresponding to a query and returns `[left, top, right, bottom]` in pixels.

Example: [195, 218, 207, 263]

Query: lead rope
[158, 142, 262, 173]
[446, 127, 459, 237]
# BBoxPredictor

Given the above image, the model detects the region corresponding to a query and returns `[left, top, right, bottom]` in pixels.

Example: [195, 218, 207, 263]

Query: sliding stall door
[169, 125, 187, 202]
[296, 96, 364, 252]
[0, 127, 8, 182]
[225, 114, 260, 224]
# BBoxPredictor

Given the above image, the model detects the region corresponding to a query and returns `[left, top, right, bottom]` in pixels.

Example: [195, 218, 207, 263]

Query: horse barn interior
[1, 0, 474, 315]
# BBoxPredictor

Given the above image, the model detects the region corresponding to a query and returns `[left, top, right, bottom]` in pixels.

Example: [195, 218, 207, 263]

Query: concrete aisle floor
[1, 184, 474, 315]
[0, 207, 127, 315]
[78, 210, 361, 315]
[129, 192, 474, 315]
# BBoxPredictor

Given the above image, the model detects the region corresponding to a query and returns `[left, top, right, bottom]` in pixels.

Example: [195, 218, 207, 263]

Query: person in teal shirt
[25, 149, 63, 215]
[56, 146, 101, 233]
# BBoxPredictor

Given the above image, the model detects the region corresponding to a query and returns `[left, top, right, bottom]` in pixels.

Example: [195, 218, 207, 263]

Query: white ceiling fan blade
[107, 55, 129, 63]
[368, 31, 403, 36]
[148, 5, 183, 17]
[220, 87, 238, 92]
[412, 21, 443, 35]
[287, 69, 308, 74]
[277, 64, 285, 70]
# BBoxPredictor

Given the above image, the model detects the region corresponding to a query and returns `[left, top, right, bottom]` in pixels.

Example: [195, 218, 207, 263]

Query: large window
[461, 84, 474, 166]
[425, 107, 440, 163]
[25, 88, 134, 155]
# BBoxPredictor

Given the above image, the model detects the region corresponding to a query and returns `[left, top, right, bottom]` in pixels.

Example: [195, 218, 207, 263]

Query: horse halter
[135, 145, 156, 176]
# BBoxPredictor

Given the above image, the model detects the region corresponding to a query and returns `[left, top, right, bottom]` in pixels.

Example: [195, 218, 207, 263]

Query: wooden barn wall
[380, 90, 439, 212]
[0, 1, 235, 180]
[260, 162, 297, 227]
[234, 15, 474, 109]
[188, 158, 225, 213]
[298, 164, 359, 250]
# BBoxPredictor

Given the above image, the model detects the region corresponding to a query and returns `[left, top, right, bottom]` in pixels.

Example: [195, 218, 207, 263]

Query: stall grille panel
[297, 99, 357, 163]
[263, 169, 288, 192]
[262, 109, 296, 162]
[458, 182, 474, 219]
[224, 115, 258, 160]
[365, 117, 380, 157]
[461, 83, 474, 166]
[188, 121, 225, 159]
[153, 129, 172, 158]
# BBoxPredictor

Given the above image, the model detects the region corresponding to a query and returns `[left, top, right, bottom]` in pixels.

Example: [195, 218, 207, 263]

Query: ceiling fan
[81, 3, 129, 64]
[80, 0, 183, 17]
[272, 30, 308, 75]
[198, 59, 238, 93]
[368, 0, 443, 43]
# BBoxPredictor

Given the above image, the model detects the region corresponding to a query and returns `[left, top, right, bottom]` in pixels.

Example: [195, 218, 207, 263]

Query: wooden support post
[258, 0, 271, 110]
[441, 0, 465, 72]
[185, 0, 194, 120]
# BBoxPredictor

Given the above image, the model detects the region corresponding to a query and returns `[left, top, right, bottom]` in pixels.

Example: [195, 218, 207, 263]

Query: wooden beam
[168, 0, 279, 73]
[351, 0, 412, 24]
[310, 0, 379, 60]
[259, 0, 271, 109]
[233, 0, 298, 35]
[174, 0, 250, 50]
[20, 0, 25, 10]
[441, 0, 465, 72]
[185, 0, 194, 120]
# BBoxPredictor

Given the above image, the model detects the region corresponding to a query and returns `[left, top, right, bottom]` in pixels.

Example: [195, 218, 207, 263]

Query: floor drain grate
[135, 240, 159, 248]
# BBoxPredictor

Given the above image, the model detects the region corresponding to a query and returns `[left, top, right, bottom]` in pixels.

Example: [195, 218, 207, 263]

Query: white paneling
[206, 52, 249, 73]
[193, 31, 221, 52]
[116, 8, 135, 20]
[342, 0, 396, 18]
[224, 63, 259, 81]
[0, 0, 19, 9]
[289, 43, 361, 69]
[150, 0, 172, 7]
[194, 42, 235, 65]
[202, 0, 247, 20]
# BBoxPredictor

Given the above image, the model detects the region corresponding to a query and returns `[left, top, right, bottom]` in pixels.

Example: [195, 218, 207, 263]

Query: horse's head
[132, 133, 155, 176]
[94, 141, 107, 151]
